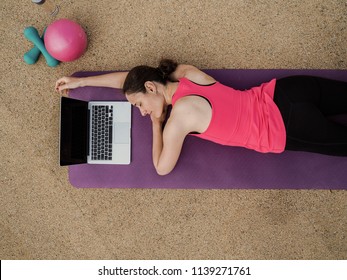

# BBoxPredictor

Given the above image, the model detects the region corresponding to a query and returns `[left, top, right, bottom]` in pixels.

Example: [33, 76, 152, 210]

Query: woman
[56, 59, 347, 175]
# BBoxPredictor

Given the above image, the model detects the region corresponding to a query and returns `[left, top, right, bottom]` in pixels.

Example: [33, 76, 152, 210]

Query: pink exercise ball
[44, 19, 87, 62]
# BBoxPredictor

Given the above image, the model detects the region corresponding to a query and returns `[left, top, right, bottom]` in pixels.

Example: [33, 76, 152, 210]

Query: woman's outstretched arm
[55, 71, 128, 93]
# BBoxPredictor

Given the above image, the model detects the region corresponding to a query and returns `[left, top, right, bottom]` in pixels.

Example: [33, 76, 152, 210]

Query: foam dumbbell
[23, 26, 59, 67]
[24, 46, 41, 64]
[23, 30, 44, 64]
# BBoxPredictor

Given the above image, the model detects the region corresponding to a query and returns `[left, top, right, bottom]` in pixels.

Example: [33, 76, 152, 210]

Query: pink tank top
[171, 78, 286, 153]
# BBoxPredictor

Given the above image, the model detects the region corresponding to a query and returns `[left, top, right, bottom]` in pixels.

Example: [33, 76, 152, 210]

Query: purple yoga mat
[68, 69, 347, 189]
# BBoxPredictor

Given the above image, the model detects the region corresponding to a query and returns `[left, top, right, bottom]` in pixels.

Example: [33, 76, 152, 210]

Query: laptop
[59, 97, 131, 166]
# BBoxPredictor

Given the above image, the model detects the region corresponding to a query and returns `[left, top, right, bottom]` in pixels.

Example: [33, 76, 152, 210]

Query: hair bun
[158, 59, 178, 78]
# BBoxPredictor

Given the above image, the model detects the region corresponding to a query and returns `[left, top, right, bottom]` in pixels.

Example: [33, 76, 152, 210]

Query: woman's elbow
[155, 165, 173, 176]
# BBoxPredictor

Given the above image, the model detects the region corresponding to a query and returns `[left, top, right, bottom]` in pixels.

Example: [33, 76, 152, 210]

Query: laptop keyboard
[91, 105, 113, 161]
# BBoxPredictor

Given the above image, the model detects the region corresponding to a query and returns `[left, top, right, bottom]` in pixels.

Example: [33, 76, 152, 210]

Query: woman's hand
[55, 76, 84, 94]
[55, 72, 129, 95]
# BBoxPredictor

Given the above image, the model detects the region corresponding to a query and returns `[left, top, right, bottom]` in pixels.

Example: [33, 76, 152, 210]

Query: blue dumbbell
[23, 31, 44, 65]
[23, 26, 59, 67]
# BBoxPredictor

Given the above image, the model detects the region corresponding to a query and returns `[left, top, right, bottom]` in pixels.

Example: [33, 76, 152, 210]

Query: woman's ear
[144, 81, 156, 94]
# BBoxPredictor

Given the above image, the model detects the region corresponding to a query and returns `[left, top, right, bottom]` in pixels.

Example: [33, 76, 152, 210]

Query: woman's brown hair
[122, 59, 178, 95]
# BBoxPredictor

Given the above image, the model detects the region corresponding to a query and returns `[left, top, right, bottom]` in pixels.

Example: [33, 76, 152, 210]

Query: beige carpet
[1, 0, 346, 259]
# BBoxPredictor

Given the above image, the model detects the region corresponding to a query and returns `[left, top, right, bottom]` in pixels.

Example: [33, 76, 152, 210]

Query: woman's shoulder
[172, 95, 209, 116]
[171, 64, 216, 85]
[169, 95, 212, 135]
[171, 96, 194, 111]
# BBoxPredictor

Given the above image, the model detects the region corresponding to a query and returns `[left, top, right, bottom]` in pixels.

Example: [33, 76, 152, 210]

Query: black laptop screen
[60, 97, 89, 166]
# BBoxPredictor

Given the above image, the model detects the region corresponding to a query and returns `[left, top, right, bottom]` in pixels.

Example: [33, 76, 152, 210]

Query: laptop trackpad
[114, 123, 130, 144]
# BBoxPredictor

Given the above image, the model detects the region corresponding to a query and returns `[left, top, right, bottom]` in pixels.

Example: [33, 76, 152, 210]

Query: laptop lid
[60, 97, 89, 166]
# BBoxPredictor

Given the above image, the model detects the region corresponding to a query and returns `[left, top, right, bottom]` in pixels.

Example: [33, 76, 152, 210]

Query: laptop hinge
[86, 109, 90, 156]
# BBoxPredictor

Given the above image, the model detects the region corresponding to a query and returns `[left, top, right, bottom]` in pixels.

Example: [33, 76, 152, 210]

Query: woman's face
[126, 91, 165, 118]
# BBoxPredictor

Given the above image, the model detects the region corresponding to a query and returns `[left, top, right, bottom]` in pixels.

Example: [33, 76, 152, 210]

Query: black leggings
[274, 76, 347, 156]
